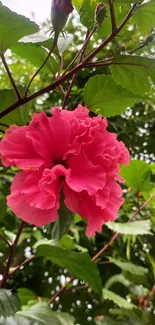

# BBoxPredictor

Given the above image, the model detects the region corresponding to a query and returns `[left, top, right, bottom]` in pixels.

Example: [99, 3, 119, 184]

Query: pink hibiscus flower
[0, 105, 129, 236]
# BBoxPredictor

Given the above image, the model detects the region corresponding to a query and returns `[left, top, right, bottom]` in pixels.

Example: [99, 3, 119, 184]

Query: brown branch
[92, 232, 119, 262]
[97, 260, 112, 265]
[9, 255, 35, 277]
[0, 54, 21, 101]
[62, 29, 94, 109]
[83, 3, 137, 64]
[0, 220, 25, 288]
[0, 123, 9, 128]
[0, 4, 138, 124]
[0, 234, 11, 247]
[48, 287, 66, 304]
[130, 193, 155, 222]
[63, 26, 97, 75]
[24, 35, 58, 98]
[48, 192, 155, 304]
[144, 285, 155, 307]
[108, 0, 117, 35]
[57, 53, 64, 80]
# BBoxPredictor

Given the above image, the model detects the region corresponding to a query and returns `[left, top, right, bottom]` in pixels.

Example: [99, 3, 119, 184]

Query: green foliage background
[0, 1, 155, 324]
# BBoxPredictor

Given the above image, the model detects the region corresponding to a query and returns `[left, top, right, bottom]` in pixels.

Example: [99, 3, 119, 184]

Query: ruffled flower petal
[0, 125, 45, 170]
[7, 172, 58, 226]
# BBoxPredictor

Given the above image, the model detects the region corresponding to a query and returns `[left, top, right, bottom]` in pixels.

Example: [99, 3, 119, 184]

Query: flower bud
[51, 0, 74, 33]
[95, 3, 106, 26]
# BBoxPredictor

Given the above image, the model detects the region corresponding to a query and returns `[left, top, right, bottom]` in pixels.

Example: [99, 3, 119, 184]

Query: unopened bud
[95, 3, 106, 26]
[51, 0, 74, 33]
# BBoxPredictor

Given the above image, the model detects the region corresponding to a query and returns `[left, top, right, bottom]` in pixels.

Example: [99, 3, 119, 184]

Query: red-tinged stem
[0, 234, 11, 247]
[144, 285, 155, 307]
[108, 0, 117, 36]
[0, 221, 25, 288]
[0, 123, 9, 128]
[83, 3, 137, 64]
[63, 26, 97, 75]
[62, 29, 92, 109]
[92, 232, 119, 262]
[48, 192, 155, 304]
[0, 4, 137, 122]
[0, 54, 21, 101]
[130, 193, 155, 222]
[48, 287, 66, 304]
[9, 255, 35, 277]
[57, 53, 64, 80]
[97, 260, 112, 265]
[24, 35, 58, 98]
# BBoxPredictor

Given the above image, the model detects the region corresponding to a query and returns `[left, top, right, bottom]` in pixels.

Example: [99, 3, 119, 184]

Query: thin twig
[62, 28, 96, 109]
[0, 220, 25, 288]
[63, 26, 97, 75]
[108, 0, 117, 35]
[9, 255, 35, 277]
[0, 4, 138, 122]
[48, 192, 155, 303]
[57, 53, 64, 80]
[92, 232, 119, 262]
[62, 74, 76, 109]
[85, 60, 113, 68]
[24, 34, 58, 98]
[0, 234, 11, 247]
[130, 193, 155, 222]
[144, 285, 155, 307]
[48, 287, 66, 304]
[97, 260, 112, 265]
[0, 123, 9, 128]
[48, 276, 74, 305]
[84, 3, 137, 64]
[0, 54, 21, 100]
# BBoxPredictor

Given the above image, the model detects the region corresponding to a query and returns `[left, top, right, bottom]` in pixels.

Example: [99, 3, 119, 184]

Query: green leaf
[105, 274, 148, 297]
[102, 288, 136, 309]
[36, 244, 102, 293]
[55, 312, 75, 325]
[18, 288, 37, 306]
[0, 3, 39, 53]
[120, 160, 152, 193]
[150, 164, 155, 173]
[106, 220, 152, 235]
[16, 302, 75, 325]
[111, 55, 155, 95]
[59, 235, 76, 250]
[47, 195, 74, 243]
[79, 0, 98, 28]
[83, 75, 139, 117]
[72, 0, 83, 11]
[0, 289, 20, 317]
[0, 88, 29, 127]
[59, 235, 88, 252]
[0, 87, 31, 125]
[0, 195, 7, 221]
[98, 4, 130, 38]
[11, 43, 58, 75]
[109, 258, 148, 276]
[132, 1, 155, 33]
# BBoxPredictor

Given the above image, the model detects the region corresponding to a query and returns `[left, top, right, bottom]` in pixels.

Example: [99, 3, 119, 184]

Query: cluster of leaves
[0, 0, 155, 324]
